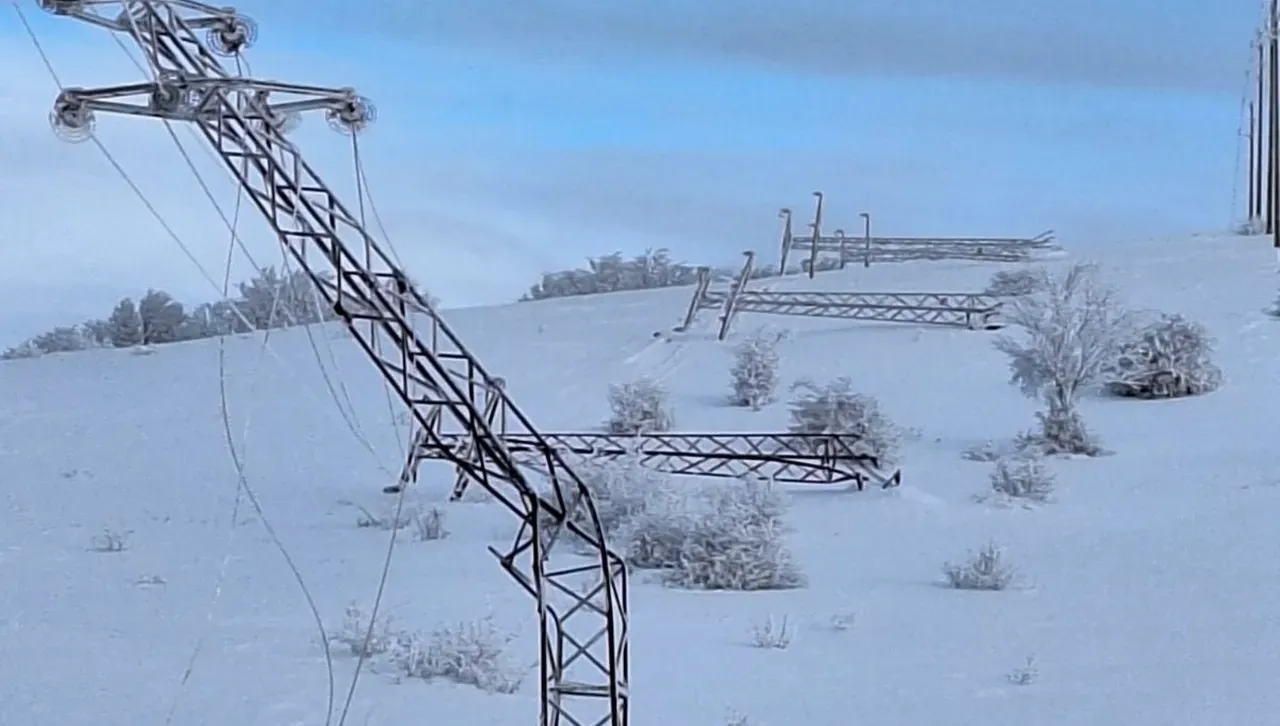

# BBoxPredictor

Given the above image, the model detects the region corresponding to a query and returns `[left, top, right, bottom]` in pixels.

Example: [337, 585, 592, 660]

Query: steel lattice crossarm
[702, 290, 1005, 330]
[792, 231, 1057, 248]
[412, 431, 902, 499]
[39, 2, 630, 725]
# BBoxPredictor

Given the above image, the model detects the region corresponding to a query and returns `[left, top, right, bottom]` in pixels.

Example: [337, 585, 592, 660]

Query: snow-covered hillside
[3, 234, 1279, 726]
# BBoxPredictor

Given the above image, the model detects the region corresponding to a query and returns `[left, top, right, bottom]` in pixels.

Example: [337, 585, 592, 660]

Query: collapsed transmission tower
[39, 2, 629, 724]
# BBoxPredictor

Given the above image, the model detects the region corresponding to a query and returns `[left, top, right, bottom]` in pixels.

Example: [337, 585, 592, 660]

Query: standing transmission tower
[37, 2, 629, 725]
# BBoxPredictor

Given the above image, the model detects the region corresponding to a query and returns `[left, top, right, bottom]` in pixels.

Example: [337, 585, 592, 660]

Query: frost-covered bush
[606, 377, 675, 434]
[330, 602, 396, 657]
[659, 478, 806, 591]
[994, 262, 1132, 456]
[984, 267, 1043, 297]
[985, 455, 1055, 503]
[943, 543, 1016, 591]
[787, 377, 902, 464]
[568, 453, 671, 540]
[412, 507, 449, 541]
[393, 617, 522, 693]
[1105, 313, 1222, 399]
[1016, 407, 1103, 457]
[729, 327, 788, 409]
[749, 615, 792, 649]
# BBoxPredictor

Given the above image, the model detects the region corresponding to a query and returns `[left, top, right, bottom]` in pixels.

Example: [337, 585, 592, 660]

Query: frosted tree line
[2, 266, 341, 359]
[520, 247, 842, 302]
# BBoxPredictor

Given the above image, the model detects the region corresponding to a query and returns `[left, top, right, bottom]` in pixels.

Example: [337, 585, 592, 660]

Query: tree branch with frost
[993, 263, 1133, 454]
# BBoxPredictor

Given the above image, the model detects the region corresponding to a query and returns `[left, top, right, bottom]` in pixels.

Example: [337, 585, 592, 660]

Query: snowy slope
[3, 234, 1280, 726]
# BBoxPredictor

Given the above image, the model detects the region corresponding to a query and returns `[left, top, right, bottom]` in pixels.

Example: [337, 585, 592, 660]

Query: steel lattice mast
[38, 2, 629, 724]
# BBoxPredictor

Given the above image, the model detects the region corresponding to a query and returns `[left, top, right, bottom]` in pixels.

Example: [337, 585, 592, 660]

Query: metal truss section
[42, 3, 629, 725]
[682, 251, 1004, 338]
[419, 432, 902, 500]
[789, 230, 1058, 264]
[706, 290, 1005, 330]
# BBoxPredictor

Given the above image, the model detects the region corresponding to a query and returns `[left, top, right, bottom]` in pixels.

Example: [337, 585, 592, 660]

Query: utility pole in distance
[1270, 0, 1279, 247]
[1256, 36, 1266, 227]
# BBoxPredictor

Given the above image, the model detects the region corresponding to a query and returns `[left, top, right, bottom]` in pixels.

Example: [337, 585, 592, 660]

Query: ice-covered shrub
[618, 485, 699, 570]
[729, 327, 788, 409]
[565, 453, 671, 542]
[412, 507, 449, 541]
[985, 455, 1055, 503]
[787, 377, 902, 464]
[606, 377, 674, 434]
[943, 543, 1016, 591]
[749, 615, 792, 649]
[962, 439, 1019, 462]
[89, 527, 130, 553]
[393, 617, 522, 693]
[1016, 407, 1102, 457]
[994, 262, 1132, 456]
[984, 267, 1043, 297]
[1105, 313, 1222, 399]
[660, 478, 806, 591]
[1007, 657, 1038, 686]
[330, 602, 396, 657]
[355, 504, 412, 530]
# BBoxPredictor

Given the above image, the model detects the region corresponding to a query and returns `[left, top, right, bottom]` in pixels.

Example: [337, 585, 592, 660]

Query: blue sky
[0, 0, 1260, 344]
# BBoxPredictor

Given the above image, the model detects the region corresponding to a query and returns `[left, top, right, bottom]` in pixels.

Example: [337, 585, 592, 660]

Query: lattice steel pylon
[39, 2, 629, 725]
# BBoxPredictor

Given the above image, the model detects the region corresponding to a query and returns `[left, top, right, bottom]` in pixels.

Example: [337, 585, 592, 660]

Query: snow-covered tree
[138, 289, 186, 345]
[81, 319, 113, 347]
[106, 297, 143, 348]
[1105, 313, 1222, 399]
[993, 263, 1132, 456]
[787, 377, 902, 464]
[606, 377, 674, 434]
[729, 327, 787, 409]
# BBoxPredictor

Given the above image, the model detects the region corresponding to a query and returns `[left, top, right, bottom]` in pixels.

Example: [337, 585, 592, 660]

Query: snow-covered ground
[3, 233, 1280, 726]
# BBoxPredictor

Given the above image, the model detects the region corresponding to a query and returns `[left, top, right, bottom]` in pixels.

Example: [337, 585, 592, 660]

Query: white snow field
[3, 233, 1280, 726]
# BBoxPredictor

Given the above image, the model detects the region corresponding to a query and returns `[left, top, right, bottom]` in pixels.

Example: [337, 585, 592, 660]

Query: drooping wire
[334, 134, 414, 726]
[12, 7, 343, 723]
[109, 19, 393, 479]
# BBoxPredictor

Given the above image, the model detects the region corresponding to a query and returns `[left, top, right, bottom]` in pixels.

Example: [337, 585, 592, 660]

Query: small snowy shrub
[1105, 313, 1222, 399]
[618, 485, 700, 570]
[985, 455, 1055, 503]
[331, 602, 396, 657]
[393, 617, 522, 693]
[749, 615, 792, 649]
[355, 504, 412, 530]
[984, 267, 1043, 297]
[729, 327, 788, 409]
[943, 543, 1016, 591]
[962, 439, 1020, 462]
[568, 453, 671, 541]
[90, 527, 130, 552]
[1016, 407, 1102, 457]
[606, 377, 674, 434]
[661, 478, 807, 591]
[412, 507, 449, 541]
[1007, 656, 1038, 686]
[994, 262, 1132, 456]
[787, 377, 902, 464]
